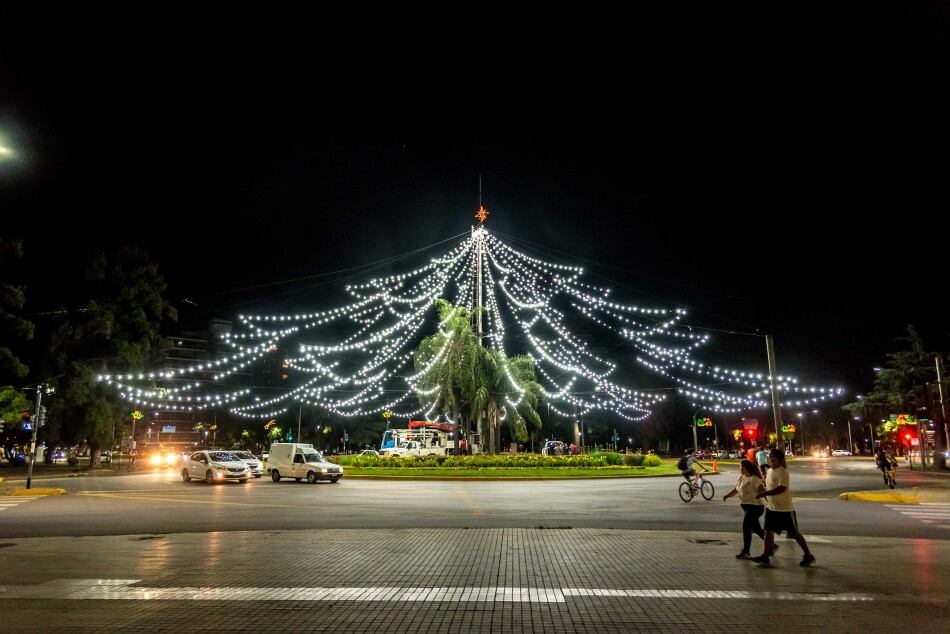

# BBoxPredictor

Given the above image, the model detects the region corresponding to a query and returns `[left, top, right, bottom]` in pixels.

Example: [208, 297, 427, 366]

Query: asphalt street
[2, 458, 948, 540]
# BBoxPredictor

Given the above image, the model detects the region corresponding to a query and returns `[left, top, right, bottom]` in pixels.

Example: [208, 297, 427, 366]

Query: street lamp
[797, 412, 805, 456]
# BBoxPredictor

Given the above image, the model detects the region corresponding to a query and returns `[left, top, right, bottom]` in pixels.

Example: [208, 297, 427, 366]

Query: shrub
[623, 453, 645, 466]
[603, 452, 623, 466]
[643, 454, 663, 467]
[66, 455, 79, 466]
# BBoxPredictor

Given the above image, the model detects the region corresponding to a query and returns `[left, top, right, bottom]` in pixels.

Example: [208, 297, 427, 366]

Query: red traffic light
[746, 429, 756, 437]
[904, 433, 912, 441]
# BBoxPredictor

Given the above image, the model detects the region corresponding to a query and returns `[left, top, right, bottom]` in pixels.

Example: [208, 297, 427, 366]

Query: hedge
[335, 453, 637, 469]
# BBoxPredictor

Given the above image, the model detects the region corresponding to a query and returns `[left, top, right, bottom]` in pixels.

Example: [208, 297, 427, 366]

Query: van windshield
[304, 452, 323, 463]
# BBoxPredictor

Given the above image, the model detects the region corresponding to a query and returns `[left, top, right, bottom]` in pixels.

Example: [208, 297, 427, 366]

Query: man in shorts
[751, 448, 815, 566]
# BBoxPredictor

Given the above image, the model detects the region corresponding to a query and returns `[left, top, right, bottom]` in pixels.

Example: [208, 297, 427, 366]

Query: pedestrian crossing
[0, 496, 43, 511]
[885, 503, 950, 529]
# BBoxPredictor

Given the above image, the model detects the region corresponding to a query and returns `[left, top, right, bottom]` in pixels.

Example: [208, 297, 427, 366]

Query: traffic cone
[712, 458, 718, 472]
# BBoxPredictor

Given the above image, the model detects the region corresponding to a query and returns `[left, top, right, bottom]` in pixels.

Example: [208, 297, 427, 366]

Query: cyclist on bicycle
[876, 447, 895, 485]
[677, 448, 709, 488]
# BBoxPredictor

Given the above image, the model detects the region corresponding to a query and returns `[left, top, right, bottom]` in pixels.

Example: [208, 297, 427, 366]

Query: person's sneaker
[736, 552, 751, 559]
[800, 554, 816, 567]
[750, 554, 770, 564]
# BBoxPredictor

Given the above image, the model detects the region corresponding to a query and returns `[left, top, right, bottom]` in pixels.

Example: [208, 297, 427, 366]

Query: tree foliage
[841, 325, 936, 437]
[42, 247, 177, 465]
[0, 238, 34, 380]
[414, 300, 543, 453]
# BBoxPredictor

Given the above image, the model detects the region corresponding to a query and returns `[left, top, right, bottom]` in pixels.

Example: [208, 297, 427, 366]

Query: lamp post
[691, 408, 702, 453]
[797, 412, 805, 456]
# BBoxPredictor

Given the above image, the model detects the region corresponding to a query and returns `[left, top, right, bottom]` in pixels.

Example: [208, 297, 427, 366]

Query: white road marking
[0, 579, 875, 603]
[884, 504, 950, 529]
[0, 496, 42, 511]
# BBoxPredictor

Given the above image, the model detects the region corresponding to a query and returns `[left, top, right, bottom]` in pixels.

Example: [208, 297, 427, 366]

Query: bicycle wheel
[700, 479, 715, 500]
[678, 481, 694, 503]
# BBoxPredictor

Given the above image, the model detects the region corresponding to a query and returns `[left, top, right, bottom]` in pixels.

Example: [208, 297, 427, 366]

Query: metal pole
[692, 408, 699, 452]
[801, 414, 806, 456]
[847, 419, 854, 460]
[25, 384, 42, 490]
[765, 335, 784, 450]
[129, 416, 136, 472]
[297, 403, 302, 443]
[936, 355, 949, 459]
[474, 225, 484, 453]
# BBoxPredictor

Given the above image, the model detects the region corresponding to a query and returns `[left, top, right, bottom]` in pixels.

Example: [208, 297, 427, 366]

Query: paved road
[2, 458, 949, 632]
[2, 458, 948, 539]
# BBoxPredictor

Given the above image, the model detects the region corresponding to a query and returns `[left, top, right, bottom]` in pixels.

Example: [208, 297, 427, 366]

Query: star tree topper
[475, 205, 489, 223]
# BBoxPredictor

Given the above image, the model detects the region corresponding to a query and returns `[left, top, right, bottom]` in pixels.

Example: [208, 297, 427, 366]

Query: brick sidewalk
[1, 528, 946, 632]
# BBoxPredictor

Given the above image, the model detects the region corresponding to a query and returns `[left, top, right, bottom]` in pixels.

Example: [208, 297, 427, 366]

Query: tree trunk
[88, 447, 101, 469]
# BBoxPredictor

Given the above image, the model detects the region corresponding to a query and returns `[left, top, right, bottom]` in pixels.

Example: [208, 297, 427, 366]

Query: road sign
[161, 425, 176, 433]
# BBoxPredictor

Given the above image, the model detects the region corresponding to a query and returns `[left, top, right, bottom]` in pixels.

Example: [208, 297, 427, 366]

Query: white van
[268, 443, 343, 484]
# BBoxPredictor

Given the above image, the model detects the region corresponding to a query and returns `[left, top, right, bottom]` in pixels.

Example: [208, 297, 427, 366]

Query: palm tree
[414, 300, 482, 451]
[474, 348, 543, 453]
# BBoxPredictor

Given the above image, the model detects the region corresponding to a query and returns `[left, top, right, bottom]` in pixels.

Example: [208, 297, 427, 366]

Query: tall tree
[414, 300, 482, 450]
[42, 247, 177, 466]
[473, 349, 543, 453]
[842, 325, 936, 438]
[0, 238, 34, 380]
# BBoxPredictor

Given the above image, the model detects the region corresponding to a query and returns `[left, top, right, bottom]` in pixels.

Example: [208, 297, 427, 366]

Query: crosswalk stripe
[0, 579, 877, 603]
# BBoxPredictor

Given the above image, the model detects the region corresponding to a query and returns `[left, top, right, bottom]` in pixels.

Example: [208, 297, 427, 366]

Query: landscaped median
[334, 453, 711, 479]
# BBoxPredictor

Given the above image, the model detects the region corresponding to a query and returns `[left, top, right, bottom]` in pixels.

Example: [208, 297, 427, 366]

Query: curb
[7, 487, 66, 496]
[839, 491, 922, 504]
[343, 470, 722, 481]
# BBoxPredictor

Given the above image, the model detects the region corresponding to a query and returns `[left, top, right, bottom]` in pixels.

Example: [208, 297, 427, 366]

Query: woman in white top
[722, 459, 766, 559]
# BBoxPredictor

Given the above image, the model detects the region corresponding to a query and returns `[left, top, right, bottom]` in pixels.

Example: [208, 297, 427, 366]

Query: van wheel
[205, 470, 214, 485]
[307, 471, 317, 484]
[271, 470, 281, 482]
[181, 469, 190, 482]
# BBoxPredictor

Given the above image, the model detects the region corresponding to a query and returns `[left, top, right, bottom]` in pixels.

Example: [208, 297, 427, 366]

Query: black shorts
[681, 470, 693, 479]
[764, 509, 799, 536]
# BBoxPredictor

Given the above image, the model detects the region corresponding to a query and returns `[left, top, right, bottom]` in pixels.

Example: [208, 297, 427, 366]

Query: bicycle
[882, 466, 896, 489]
[679, 473, 715, 502]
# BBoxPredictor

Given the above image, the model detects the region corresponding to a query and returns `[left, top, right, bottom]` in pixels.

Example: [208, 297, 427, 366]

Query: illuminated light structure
[98, 214, 844, 422]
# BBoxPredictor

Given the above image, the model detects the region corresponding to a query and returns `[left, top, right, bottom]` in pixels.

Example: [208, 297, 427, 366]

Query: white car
[831, 449, 852, 457]
[181, 450, 250, 484]
[360, 450, 380, 456]
[228, 450, 264, 477]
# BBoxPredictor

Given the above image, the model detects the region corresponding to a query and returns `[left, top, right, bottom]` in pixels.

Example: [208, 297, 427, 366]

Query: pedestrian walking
[723, 459, 766, 559]
[751, 448, 815, 566]
[755, 445, 770, 476]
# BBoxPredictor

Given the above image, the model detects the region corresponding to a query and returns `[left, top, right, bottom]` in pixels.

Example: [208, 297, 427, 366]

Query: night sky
[2, 3, 948, 404]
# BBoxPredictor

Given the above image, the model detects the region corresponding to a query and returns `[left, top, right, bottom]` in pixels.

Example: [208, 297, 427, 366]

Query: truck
[380, 421, 459, 457]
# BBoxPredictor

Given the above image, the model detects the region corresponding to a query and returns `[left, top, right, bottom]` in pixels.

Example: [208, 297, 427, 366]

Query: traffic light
[36, 406, 47, 427]
[904, 432, 912, 442]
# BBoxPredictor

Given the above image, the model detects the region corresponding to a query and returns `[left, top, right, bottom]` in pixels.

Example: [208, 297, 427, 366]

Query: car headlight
[150, 454, 163, 466]
[165, 454, 176, 465]
[321, 468, 328, 473]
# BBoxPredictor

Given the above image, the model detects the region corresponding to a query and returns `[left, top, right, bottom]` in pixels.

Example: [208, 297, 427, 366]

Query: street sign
[21, 422, 33, 431]
[695, 417, 712, 427]
[161, 425, 176, 433]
